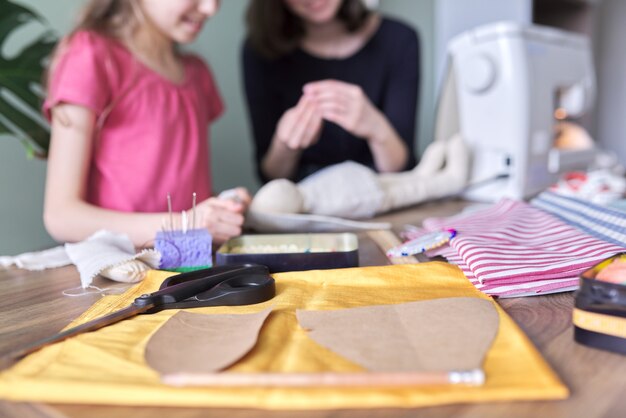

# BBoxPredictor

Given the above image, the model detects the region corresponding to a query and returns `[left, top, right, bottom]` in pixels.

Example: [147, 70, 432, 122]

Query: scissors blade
[7, 305, 147, 360]
[0, 264, 268, 370]
[0, 304, 148, 370]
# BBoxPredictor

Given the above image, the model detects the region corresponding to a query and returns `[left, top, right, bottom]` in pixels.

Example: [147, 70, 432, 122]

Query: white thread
[62, 284, 130, 297]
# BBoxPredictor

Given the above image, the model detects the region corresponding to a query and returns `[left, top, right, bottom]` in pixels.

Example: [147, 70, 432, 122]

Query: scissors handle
[157, 273, 275, 309]
[157, 264, 269, 288]
[139, 264, 274, 312]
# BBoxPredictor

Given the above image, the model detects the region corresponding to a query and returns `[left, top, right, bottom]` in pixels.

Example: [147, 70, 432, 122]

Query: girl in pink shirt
[44, 0, 249, 246]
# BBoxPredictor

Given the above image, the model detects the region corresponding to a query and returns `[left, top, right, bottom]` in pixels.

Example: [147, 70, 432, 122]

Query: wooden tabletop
[1, 201, 625, 418]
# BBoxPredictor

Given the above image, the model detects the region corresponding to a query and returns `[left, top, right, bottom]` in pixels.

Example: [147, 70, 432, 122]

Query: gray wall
[0, 141, 53, 254]
[0, 0, 77, 255]
[596, 0, 626, 165]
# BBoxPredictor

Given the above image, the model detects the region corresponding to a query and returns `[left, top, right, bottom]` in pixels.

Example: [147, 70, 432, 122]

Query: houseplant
[0, 0, 57, 157]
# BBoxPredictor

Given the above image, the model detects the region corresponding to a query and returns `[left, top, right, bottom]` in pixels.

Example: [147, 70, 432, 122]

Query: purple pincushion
[155, 229, 212, 270]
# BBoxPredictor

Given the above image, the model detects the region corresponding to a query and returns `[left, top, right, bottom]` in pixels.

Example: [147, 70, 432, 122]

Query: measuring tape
[367, 230, 419, 265]
[573, 308, 626, 339]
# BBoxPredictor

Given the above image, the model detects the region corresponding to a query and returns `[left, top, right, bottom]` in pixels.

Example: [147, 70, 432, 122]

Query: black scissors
[1, 264, 275, 369]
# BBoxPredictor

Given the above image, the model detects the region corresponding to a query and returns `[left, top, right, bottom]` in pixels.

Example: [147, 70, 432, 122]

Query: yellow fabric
[0, 263, 568, 409]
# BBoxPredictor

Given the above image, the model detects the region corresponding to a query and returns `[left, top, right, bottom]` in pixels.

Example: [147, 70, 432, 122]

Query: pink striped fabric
[406, 199, 625, 298]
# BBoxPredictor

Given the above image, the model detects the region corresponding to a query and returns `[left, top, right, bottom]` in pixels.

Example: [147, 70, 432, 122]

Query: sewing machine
[436, 22, 597, 201]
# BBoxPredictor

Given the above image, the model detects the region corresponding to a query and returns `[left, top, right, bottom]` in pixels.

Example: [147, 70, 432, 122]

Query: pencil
[162, 369, 484, 387]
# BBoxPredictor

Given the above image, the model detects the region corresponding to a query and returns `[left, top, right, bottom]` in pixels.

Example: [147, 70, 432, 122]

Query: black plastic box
[574, 253, 626, 355]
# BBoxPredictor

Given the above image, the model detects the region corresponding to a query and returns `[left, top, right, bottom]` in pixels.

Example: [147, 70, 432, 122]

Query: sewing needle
[192, 192, 197, 230]
[167, 193, 173, 231]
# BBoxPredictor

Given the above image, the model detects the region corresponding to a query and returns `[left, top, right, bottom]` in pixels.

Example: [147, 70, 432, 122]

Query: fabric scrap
[411, 199, 625, 297]
[297, 298, 498, 372]
[531, 191, 626, 247]
[0, 246, 71, 271]
[65, 230, 160, 288]
[145, 309, 272, 375]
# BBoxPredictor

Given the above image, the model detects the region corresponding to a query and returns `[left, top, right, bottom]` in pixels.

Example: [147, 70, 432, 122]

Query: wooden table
[1, 201, 625, 418]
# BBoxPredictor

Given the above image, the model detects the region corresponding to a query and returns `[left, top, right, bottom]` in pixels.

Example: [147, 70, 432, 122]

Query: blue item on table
[155, 229, 212, 271]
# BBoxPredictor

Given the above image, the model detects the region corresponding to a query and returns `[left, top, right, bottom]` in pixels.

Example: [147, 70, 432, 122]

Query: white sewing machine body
[440, 22, 597, 201]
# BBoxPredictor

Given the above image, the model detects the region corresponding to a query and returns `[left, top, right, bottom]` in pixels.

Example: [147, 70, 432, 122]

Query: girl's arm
[44, 104, 245, 247]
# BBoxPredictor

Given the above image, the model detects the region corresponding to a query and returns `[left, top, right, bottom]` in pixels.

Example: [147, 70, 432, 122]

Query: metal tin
[215, 233, 359, 273]
[574, 253, 626, 354]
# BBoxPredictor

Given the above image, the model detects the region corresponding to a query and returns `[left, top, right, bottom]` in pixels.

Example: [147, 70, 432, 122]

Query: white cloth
[1, 230, 161, 288]
[65, 230, 160, 288]
[0, 246, 71, 270]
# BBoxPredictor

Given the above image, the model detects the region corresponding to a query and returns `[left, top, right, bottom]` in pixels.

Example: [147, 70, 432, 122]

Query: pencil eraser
[155, 229, 212, 270]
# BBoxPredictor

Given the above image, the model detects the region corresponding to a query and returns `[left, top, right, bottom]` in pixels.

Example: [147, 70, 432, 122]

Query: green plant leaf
[0, 112, 12, 133]
[0, 0, 58, 157]
[0, 0, 38, 43]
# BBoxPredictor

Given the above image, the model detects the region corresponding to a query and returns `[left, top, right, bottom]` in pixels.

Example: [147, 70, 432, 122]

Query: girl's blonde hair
[45, 0, 150, 143]
[46, 0, 142, 89]
[71, 0, 141, 40]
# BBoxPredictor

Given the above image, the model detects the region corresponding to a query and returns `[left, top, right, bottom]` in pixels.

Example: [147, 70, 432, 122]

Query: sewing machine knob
[462, 54, 496, 94]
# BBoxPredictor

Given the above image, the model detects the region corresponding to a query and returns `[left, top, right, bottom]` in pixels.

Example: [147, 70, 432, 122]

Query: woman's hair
[246, 0, 371, 59]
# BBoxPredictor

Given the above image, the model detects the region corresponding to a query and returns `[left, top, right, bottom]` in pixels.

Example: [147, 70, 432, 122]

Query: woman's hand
[303, 79, 384, 141]
[274, 95, 324, 150]
[192, 197, 247, 244]
[260, 96, 324, 179]
[304, 79, 409, 172]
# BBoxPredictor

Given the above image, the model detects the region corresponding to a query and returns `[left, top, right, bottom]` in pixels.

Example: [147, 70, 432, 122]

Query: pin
[192, 192, 197, 230]
[167, 193, 173, 231]
[181, 211, 188, 234]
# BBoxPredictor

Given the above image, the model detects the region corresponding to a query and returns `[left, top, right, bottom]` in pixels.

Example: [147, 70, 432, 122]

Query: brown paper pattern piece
[145, 308, 272, 375]
[297, 298, 498, 372]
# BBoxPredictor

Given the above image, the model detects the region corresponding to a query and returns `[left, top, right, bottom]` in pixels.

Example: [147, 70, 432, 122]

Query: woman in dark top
[243, 0, 419, 183]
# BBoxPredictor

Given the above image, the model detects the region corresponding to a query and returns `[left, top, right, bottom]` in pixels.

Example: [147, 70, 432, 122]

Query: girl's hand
[192, 197, 246, 244]
[274, 95, 324, 150]
[303, 79, 384, 141]
[218, 187, 252, 211]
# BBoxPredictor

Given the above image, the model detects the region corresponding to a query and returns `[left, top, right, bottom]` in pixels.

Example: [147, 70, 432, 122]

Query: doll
[247, 134, 470, 230]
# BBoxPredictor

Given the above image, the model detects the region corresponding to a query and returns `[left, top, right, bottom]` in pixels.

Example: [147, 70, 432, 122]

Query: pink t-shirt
[44, 31, 224, 213]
